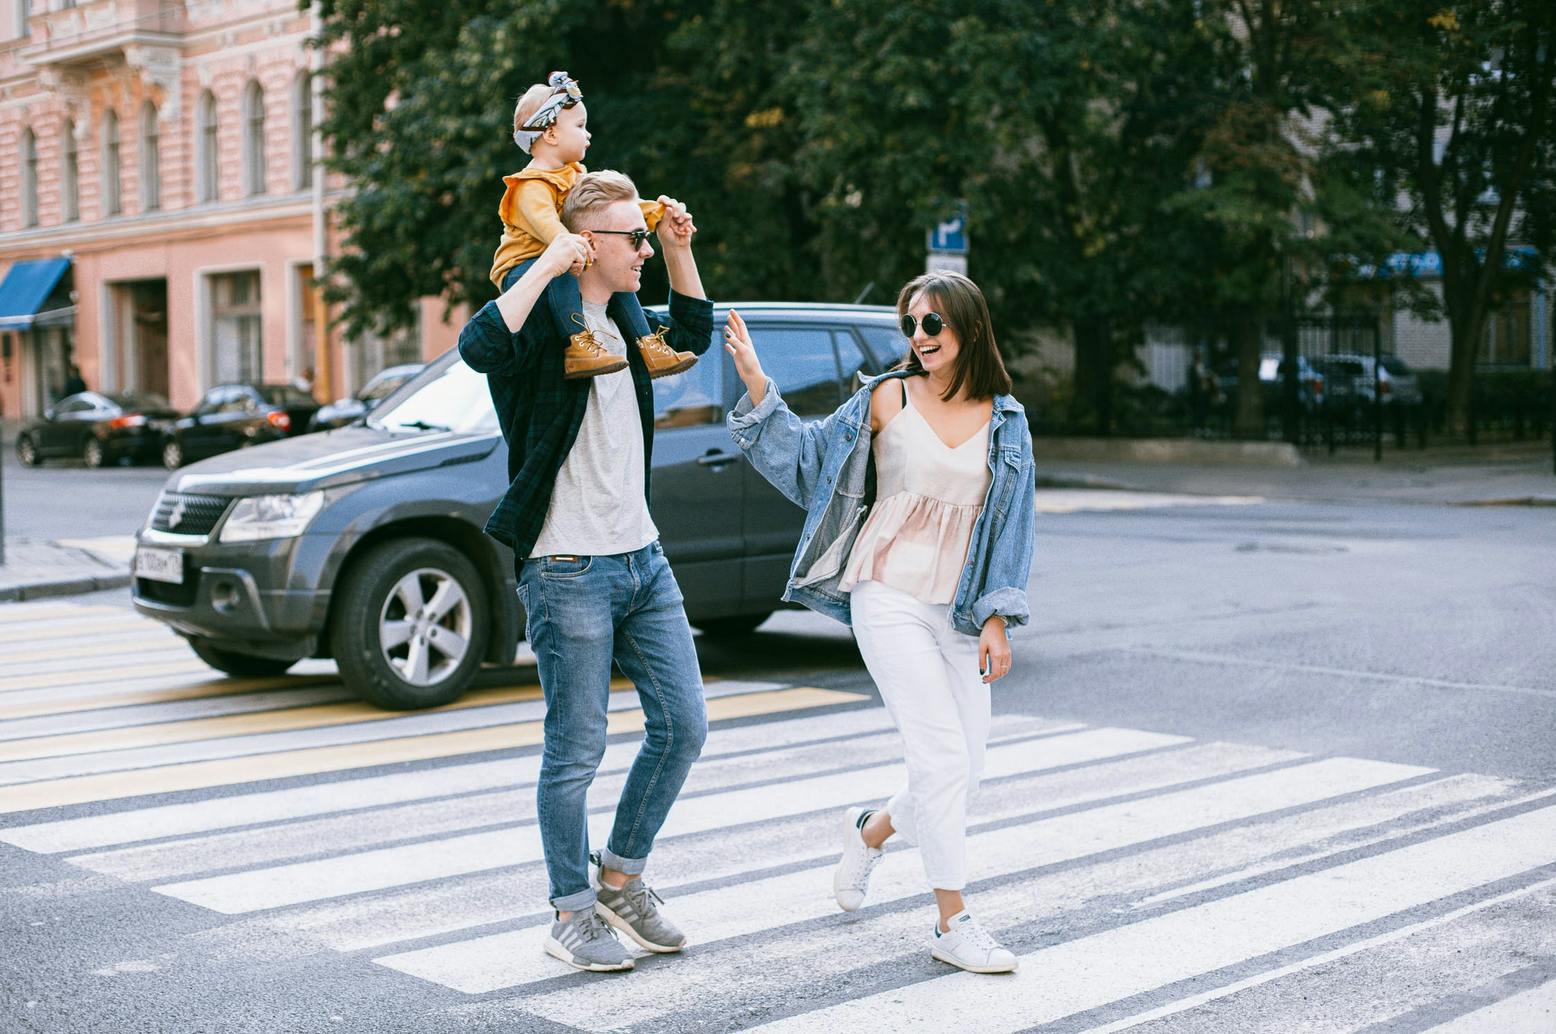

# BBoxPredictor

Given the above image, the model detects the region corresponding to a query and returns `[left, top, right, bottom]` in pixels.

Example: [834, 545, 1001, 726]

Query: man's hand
[723, 309, 766, 403]
[539, 232, 593, 279]
[979, 616, 1012, 685]
[655, 195, 696, 250]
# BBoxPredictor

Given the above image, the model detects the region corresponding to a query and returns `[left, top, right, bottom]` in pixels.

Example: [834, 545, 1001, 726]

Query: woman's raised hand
[723, 309, 767, 403]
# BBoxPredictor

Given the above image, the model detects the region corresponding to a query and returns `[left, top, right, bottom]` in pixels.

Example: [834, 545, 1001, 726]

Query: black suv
[132, 303, 906, 709]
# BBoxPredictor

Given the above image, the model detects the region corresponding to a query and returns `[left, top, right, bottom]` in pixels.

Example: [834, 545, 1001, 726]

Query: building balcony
[20, 0, 185, 70]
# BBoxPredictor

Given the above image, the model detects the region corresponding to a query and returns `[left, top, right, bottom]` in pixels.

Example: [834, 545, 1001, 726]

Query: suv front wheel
[331, 537, 489, 710]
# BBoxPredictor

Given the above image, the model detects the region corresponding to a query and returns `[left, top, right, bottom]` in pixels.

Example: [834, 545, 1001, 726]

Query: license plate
[134, 546, 184, 584]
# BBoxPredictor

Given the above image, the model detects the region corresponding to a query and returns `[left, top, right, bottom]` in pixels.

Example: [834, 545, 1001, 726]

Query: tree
[1336, 0, 1556, 435]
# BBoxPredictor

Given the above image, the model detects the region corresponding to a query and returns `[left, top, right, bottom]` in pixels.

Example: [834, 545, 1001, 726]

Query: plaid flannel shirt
[457, 288, 714, 559]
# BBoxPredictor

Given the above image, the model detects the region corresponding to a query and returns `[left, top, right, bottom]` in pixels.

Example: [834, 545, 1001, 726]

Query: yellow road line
[0, 688, 865, 814]
[0, 676, 347, 722]
[0, 602, 127, 624]
[0, 681, 561, 762]
[0, 659, 212, 695]
[4, 636, 188, 667]
[0, 619, 150, 645]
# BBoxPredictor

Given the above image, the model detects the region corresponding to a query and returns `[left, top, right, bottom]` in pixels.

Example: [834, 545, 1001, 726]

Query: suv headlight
[218, 491, 325, 543]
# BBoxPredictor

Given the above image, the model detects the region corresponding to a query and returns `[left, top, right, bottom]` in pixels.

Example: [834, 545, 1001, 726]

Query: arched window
[140, 101, 160, 211]
[243, 79, 266, 196]
[21, 129, 38, 227]
[102, 108, 121, 216]
[197, 90, 218, 202]
[62, 120, 79, 221]
[292, 70, 314, 191]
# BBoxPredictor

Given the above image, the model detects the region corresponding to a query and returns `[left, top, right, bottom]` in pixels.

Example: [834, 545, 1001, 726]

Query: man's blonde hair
[512, 82, 555, 135]
[561, 170, 640, 231]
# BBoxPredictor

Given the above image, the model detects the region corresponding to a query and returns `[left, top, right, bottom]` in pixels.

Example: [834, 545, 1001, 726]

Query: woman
[723, 271, 1036, 974]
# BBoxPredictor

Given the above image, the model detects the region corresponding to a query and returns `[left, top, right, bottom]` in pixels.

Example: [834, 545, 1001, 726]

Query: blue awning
[0, 257, 72, 330]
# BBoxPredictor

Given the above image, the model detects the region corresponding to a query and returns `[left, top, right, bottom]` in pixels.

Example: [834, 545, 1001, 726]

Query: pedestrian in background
[723, 271, 1036, 974]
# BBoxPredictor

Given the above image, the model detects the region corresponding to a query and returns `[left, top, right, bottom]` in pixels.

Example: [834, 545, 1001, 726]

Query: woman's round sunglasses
[901, 312, 950, 338]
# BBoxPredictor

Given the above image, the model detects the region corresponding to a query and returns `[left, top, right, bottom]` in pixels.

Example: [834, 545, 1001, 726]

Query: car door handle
[697, 450, 740, 468]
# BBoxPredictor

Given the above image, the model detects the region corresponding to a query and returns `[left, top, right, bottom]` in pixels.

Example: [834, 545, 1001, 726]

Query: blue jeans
[517, 541, 707, 911]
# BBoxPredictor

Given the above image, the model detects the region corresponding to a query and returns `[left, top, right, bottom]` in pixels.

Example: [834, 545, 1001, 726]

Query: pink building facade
[0, 0, 460, 421]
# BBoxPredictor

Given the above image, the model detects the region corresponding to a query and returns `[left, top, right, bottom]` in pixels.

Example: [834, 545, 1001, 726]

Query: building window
[17, 0, 30, 38]
[1480, 291, 1533, 367]
[210, 271, 264, 383]
[102, 108, 121, 216]
[243, 80, 266, 196]
[62, 120, 79, 222]
[197, 90, 218, 202]
[21, 129, 38, 227]
[292, 70, 314, 191]
[140, 102, 160, 211]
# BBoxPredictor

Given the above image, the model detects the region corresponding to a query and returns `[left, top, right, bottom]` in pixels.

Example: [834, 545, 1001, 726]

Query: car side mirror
[43, 407, 56, 421]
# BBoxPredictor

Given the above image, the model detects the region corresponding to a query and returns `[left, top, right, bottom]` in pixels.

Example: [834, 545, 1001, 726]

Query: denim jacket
[727, 369, 1036, 638]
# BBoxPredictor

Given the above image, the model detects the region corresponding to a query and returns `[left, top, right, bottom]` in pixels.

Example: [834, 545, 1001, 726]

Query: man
[458, 170, 712, 973]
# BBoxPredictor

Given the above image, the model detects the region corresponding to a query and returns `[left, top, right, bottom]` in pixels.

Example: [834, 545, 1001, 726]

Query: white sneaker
[930, 911, 1018, 973]
[832, 806, 884, 912]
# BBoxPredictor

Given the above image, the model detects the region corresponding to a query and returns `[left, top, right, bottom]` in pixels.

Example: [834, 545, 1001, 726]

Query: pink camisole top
[839, 386, 993, 605]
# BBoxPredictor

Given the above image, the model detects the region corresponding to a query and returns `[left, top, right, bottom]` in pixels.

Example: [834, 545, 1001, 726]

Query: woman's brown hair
[893, 271, 1013, 401]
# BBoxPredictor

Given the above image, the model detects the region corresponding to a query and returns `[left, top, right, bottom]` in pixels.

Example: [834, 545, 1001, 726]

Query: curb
[0, 571, 132, 602]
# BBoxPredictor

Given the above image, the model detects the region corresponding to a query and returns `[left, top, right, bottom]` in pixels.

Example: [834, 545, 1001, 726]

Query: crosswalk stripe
[510, 770, 1523, 1032]
[305, 740, 1294, 955]
[739, 802, 1556, 1034]
[0, 658, 211, 693]
[1420, 973, 1556, 1034]
[0, 601, 125, 624]
[374, 756, 1426, 994]
[1, 707, 928, 855]
[0, 681, 553, 761]
[0, 618, 149, 645]
[3, 635, 187, 668]
[0, 675, 344, 722]
[154, 727, 1189, 915]
[0, 678, 782, 785]
[0, 685, 361, 741]
[1076, 872, 1556, 1034]
[0, 686, 864, 815]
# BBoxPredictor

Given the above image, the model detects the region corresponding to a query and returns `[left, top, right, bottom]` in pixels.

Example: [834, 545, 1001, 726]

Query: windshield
[1379, 357, 1411, 375]
[368, 357, 500, 434]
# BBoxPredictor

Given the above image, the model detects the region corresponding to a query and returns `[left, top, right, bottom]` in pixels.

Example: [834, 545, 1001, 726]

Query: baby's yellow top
[489, 161, 666, 288]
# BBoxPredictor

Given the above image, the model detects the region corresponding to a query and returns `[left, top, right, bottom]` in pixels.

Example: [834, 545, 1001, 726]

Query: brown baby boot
[636, 326, 697, 380]
[564, 327, 629, 380]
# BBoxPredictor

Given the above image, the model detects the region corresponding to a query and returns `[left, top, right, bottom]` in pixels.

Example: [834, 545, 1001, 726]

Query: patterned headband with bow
[513, 71, 582, 153]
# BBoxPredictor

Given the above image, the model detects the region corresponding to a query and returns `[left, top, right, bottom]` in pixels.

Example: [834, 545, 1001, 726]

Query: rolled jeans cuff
[599, 847, 648, 876]
[552, 885, 598, 913]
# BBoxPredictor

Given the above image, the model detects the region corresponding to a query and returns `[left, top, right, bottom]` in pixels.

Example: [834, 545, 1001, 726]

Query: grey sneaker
[594, 874, 687, 953]
[543, 908, 635, 972]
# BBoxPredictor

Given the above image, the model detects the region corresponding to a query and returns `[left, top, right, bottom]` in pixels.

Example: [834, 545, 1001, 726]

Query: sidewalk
[1037, 440, 1556, 507]
[0, 537, 134, 602]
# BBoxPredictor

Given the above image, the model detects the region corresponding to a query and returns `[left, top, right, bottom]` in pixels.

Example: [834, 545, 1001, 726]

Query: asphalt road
[0, 440, 168, 540]
[2, 495, 1553, 1032]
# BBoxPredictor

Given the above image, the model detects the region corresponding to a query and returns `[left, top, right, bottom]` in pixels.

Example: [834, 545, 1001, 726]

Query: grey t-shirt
[528, 300, 659, 559]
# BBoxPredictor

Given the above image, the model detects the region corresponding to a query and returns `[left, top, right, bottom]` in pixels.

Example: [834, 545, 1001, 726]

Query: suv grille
[150, 492, 231, 536]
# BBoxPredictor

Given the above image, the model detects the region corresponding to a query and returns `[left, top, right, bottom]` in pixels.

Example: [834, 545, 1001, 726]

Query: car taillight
[1379, 381, 1390, 396]
[108, 415, 146, 430]
[1308, 376, 1323, 392]
[267, 411, 292, 432]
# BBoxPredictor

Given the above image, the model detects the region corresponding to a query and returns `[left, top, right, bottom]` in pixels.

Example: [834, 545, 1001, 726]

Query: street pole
[310, 1, 332, 404]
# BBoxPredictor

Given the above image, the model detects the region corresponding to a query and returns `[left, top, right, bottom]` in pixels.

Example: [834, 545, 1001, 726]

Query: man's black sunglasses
[592, 228, 654, 248]
[901, 312, 950, 337]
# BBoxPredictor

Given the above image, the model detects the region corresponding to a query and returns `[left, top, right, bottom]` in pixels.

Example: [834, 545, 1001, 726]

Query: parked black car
[160, 383, 321, 470]
[132, 303, 909, 709]
[308, 363, 425, 432]
[15, 391, 179, 468]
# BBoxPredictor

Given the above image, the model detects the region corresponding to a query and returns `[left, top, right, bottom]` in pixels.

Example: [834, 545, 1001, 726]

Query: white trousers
[849, 579, 992, 891]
